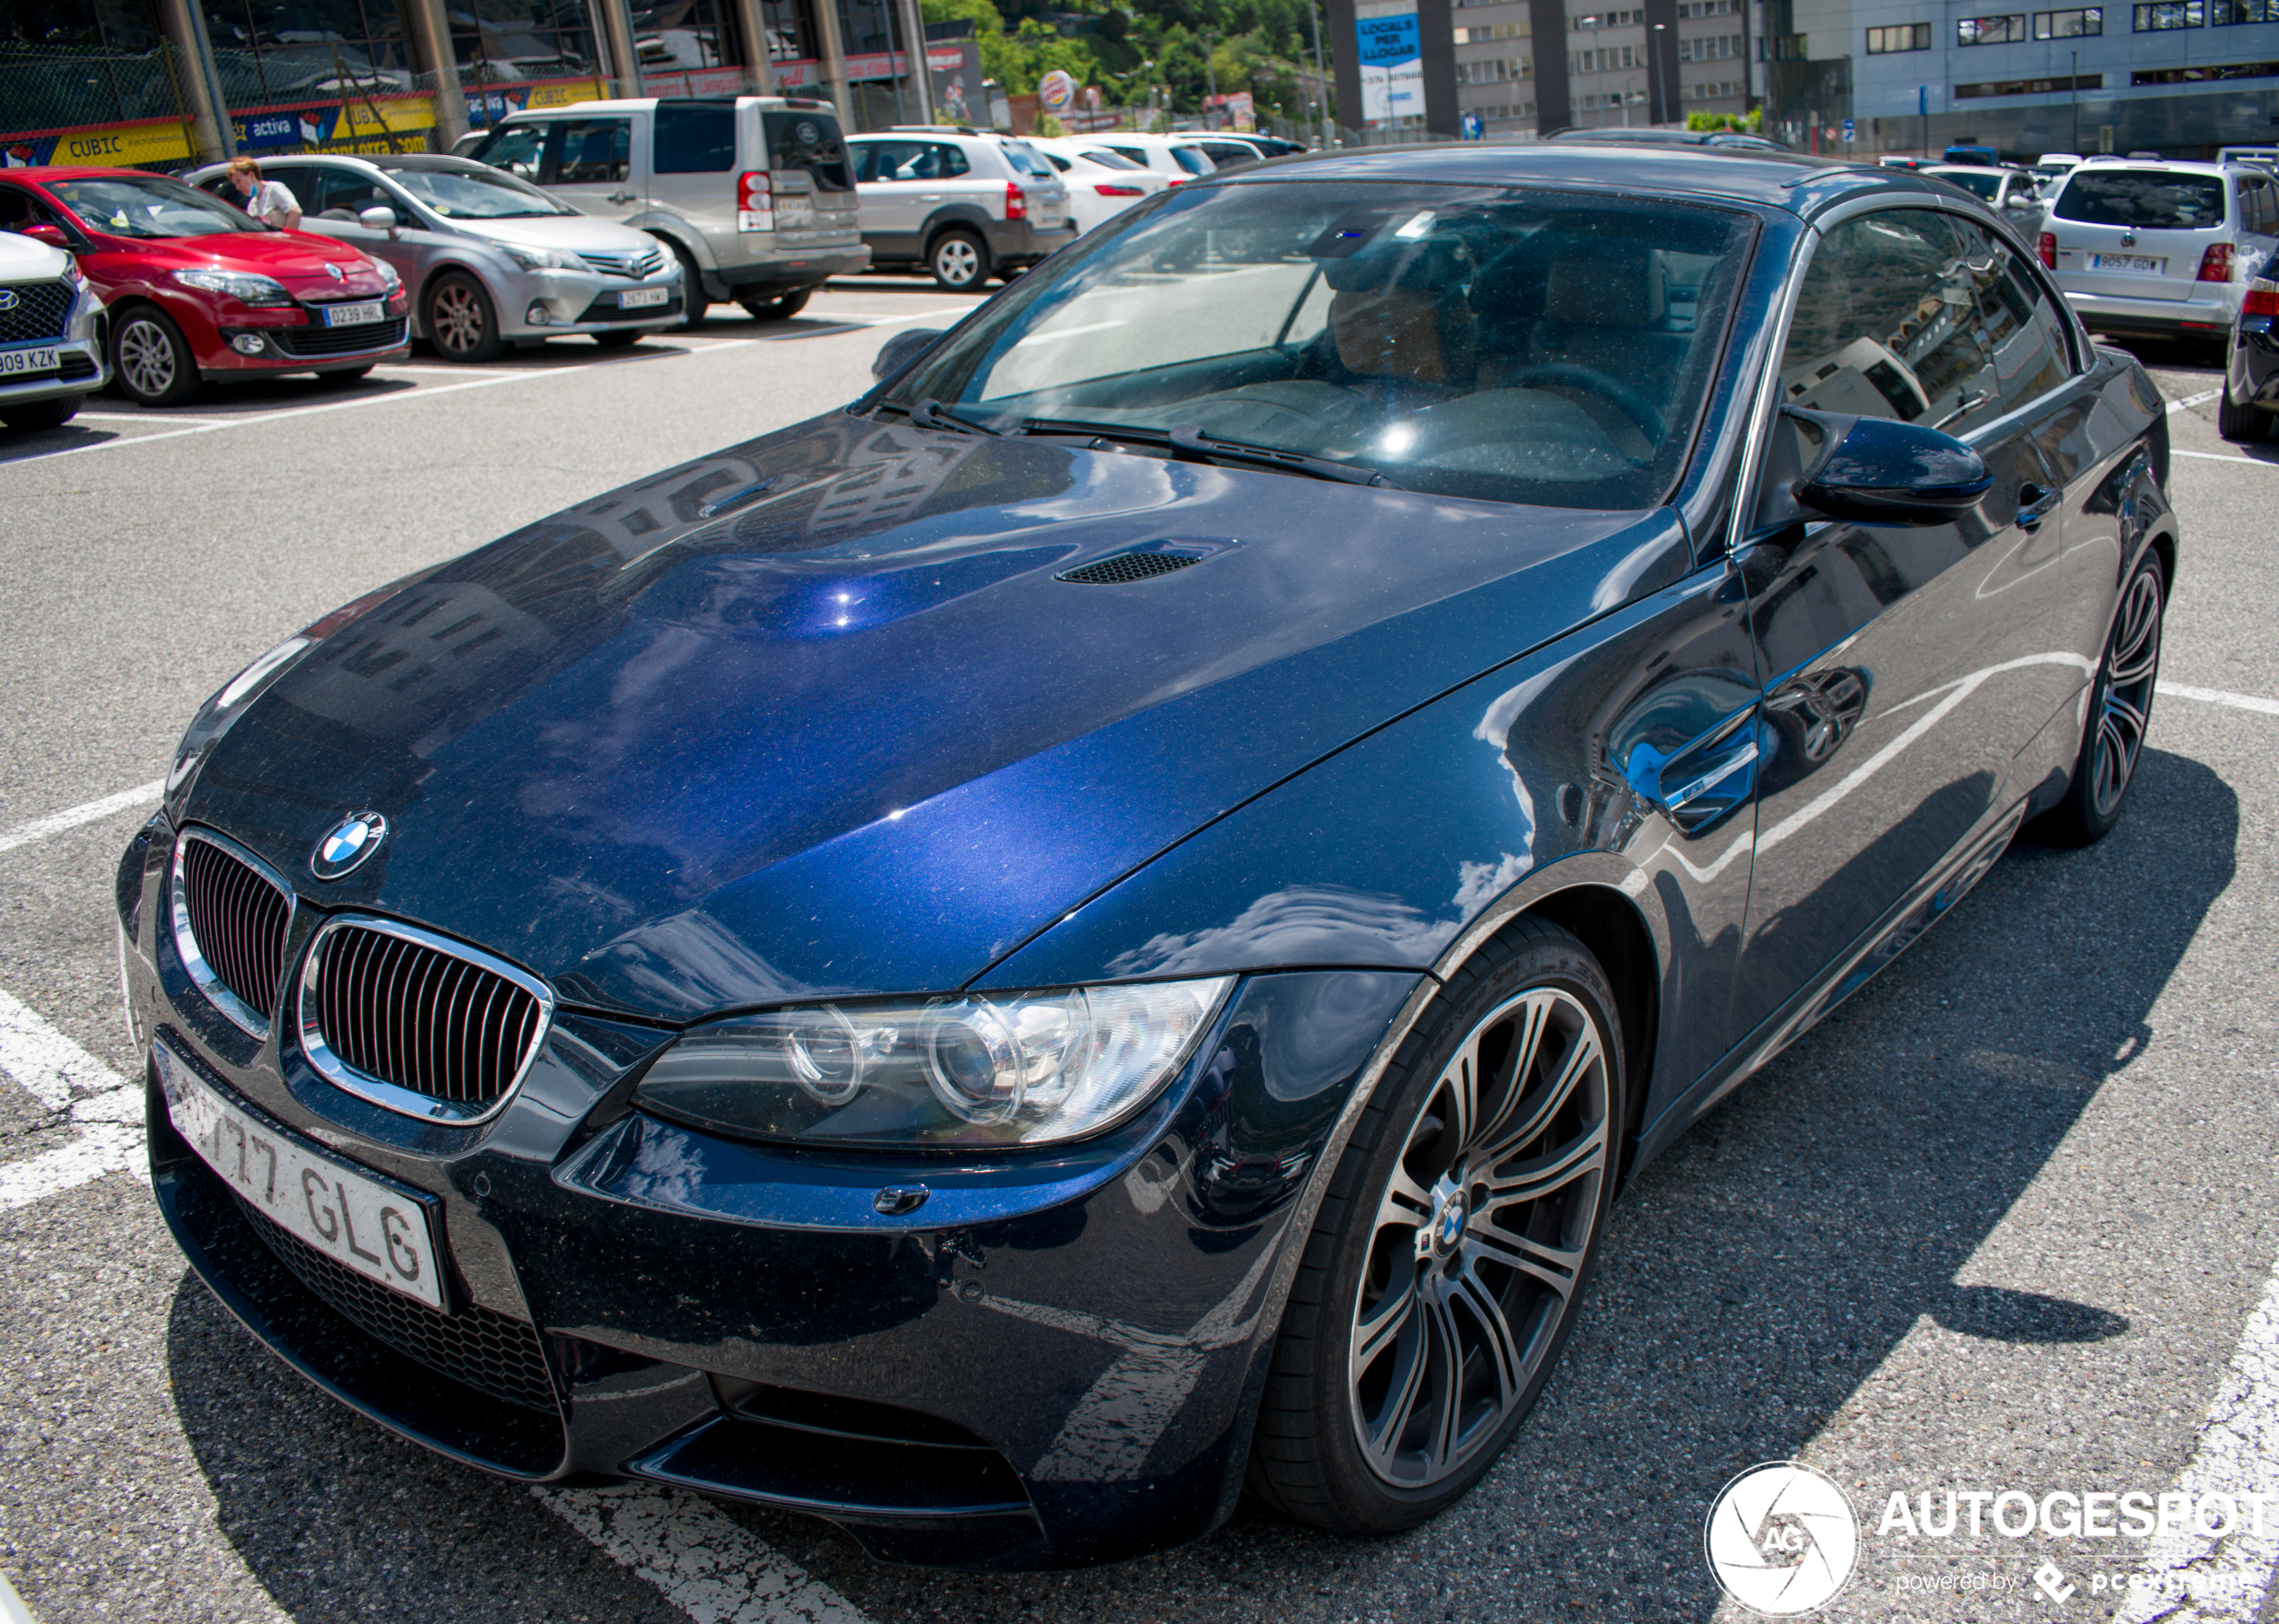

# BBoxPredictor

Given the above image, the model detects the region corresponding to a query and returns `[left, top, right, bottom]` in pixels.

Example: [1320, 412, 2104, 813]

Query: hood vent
[1055, 537, 1237, 586]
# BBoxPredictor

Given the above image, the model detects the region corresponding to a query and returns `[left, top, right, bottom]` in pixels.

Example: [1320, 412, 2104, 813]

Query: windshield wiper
[1015, 418, 1399, 488]
[900, 397, 1012, 438]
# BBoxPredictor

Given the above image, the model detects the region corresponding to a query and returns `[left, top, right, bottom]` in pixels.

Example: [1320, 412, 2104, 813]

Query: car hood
[443, 213, 663, 255]
[184, 412, 1690, 1019]
[105, 228, 390, 296]
[0, 231, 68, 277]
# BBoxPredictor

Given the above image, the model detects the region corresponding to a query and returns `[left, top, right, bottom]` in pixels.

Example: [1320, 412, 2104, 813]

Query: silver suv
[845, 128, 1075, 291]
[467, 97, 868, 322]
[2040, 158, 2279, 348]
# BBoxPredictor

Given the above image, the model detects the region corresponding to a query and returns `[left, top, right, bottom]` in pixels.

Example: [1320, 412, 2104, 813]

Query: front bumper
[0, 282, 109, 405]
[492, 265, 685, 340]
[120, 815, 1414, 1568]
[2064, 285, 2240, 338]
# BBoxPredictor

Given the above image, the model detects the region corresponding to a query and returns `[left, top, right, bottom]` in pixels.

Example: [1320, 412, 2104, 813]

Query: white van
[466, 96, 869, 321]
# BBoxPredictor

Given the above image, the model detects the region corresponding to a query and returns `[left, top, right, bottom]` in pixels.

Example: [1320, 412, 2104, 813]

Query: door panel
[1729, 206, 2080, 1037]
[543, 114, 647, 221]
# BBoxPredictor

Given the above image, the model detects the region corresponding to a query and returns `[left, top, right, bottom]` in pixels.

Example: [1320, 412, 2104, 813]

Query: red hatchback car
[0, 166, 408, 406]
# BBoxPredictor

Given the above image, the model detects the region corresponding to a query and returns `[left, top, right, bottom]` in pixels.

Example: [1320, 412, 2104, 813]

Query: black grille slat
[1056, 549, 1207, 585]
[179, 838, 292, 1023]
[234, 1194, 557, 1413]
[0, 282, 74, 344]
[271, 316, 407, 358]
[310, 924, 541, 1114]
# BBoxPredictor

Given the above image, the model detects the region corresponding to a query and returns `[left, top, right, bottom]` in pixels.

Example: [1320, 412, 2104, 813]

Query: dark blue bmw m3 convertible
[121, 143, 2177, 1568]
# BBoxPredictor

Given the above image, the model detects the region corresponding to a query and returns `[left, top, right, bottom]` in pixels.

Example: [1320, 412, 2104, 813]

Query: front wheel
[111, 307, 201, 406]
[423, 272, 505, 363]
[1, 395, 83, 430]
[1248, 919, 1623, 1534]
[2217, 374, 2270, 443]
[592, 328, 644, 349]
[2036, 551, 2165, 844]
[738, 288, 812, 319]
[667, 241, 710, 330]
[928, 229, 990, 292]
[315, 363, 374, 383]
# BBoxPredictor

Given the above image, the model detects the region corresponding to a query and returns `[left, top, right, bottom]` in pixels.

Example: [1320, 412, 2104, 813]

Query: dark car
[2221, 270, 2279, 441]
[0, 167, 408, 406]
[1548, 126, 1790, 153]
[125, 144, 2176, 1570]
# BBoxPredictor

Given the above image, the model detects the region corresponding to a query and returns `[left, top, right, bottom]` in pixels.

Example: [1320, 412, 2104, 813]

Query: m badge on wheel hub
[311, 811, 387, 879]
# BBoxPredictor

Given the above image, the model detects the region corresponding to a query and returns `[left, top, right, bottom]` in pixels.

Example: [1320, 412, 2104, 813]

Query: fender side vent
[1055, 537, 1237, 585]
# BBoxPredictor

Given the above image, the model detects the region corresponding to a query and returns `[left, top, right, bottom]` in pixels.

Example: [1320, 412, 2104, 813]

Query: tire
[928, 229, 990, 292]
[316, 364, 374, 382]
[1247, 919, 1625, 1534]
[592, 328, 644, 348]
[2035, 550, 2165, 845]
[738, 287, 812, 319]
[110, 306, 201, 406]
[1, 395, 83, 431]
[2217, 374, 2269, 443]
[665, 240, 710, 330]
[423, 271, 505, 363]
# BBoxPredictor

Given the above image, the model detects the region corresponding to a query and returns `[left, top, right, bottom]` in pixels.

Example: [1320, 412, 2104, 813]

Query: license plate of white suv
[0, 347, 59, 376]
[154, 1036, 446, 1310]
[2091, 253, 2164, 274]
[619, 286, 669, 309]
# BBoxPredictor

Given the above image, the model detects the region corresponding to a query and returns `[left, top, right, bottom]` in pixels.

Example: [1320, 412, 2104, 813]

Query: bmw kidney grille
[171, 831, 295, 1039]
[299, 920, 552, 1123]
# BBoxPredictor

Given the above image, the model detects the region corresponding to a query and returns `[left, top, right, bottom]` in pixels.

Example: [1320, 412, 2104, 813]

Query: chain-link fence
[0, 44, 205, 167]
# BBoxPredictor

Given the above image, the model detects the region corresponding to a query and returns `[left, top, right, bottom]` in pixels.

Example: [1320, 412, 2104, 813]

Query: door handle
[919, 193, 944, 201]
[607, 189, 636, 204]
[2017, 481, 2061, 528]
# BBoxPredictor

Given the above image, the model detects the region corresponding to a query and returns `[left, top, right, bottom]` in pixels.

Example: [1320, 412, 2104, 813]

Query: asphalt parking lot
[3, 285, 2278, 1624]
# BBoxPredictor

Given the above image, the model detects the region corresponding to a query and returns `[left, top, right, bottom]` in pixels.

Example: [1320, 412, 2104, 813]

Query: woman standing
[226, 157, 301, 230]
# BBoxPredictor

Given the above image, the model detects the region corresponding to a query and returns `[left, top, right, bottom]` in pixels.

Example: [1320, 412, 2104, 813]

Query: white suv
[2040, 159, 2279, 348]
[846, 128, 1075, 291]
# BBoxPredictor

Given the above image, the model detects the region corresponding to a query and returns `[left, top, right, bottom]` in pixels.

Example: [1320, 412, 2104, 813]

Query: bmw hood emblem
[311, 810, 387, 879]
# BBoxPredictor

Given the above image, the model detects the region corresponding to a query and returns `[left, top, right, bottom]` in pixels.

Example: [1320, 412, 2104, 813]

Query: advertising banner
[233, 95, 436, 153]
[927, 40, 984, 127]
[1204, 91, 1255, 130]
[1356, 9, 1423, 125]
[3, 117, 195, 168]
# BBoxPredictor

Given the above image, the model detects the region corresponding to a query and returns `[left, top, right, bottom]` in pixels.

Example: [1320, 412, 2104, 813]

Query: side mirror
[19, 223, 72, 249]
[872, 326, 945, 382]
[1787, 407, 1992, 526]
[358, 205, 399, 232]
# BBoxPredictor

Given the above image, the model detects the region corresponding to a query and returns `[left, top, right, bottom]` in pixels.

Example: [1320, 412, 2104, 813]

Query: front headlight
[370, 257, 401, 290]
[635, 977, 1233, 1148]
[172, 267, 293, 306]
[503, 245, 581, 272]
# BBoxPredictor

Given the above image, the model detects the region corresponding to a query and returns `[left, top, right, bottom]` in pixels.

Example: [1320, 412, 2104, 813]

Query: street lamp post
[2071, 47, 2080, 152]
[1650, 21, 1664, 126]
[1305, 0, 1332, 147]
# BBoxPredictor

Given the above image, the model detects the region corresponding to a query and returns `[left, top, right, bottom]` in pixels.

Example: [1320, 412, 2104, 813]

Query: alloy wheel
[934, 238, 981, 288]
[2091, 565, 2162, 820]
[431, 282, 486, 355]
[1348, 986, 1610, 1488]
[118, 318, 178, 398]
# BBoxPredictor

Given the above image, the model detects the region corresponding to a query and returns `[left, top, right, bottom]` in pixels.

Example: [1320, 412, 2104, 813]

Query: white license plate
[155, 1038, 445, 1310]
[0, 346, 59, 376]
[2091, 253, 2165, 275]
[320, 301, 387, 327]
[618, 286, 669, 309]
[775, 196, 816, 229]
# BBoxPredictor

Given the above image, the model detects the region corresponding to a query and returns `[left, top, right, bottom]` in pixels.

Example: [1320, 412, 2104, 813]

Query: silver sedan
[188, 153, 683, 362]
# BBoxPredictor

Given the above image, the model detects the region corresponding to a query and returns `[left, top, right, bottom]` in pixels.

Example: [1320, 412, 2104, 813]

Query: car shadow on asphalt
[163, 747, 2236, 1624]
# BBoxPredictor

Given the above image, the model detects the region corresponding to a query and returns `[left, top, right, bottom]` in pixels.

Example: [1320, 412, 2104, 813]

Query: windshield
[1933, 169, 2004, 200]
[2056, 170, 2228, 230]
[1000, 140, 1055, 179]
[1171, 146, 1214, 175]
[48, 176, 261, 238]
[380, 163, 572, 218]
[886, 179, 1756, 510]
[1075, 146, 1144, 170]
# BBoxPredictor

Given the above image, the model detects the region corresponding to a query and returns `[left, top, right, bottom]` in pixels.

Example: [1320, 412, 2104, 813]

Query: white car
[2040, 158, 2279, 348]
[1061, 132, 1218, 187]
[1923, 164, 2045, 226]
[1027, 139, 1171, 234]
[0, 226, 108, 431]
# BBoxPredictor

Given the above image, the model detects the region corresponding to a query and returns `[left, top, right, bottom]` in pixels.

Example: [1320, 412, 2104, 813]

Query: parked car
[1188, 135, 1270, 170]
[1072, 131, 1221, 184]
[844, 127, 1075, 291]
[2220, 269, 2278, 441]
[1924, 163, 2043, 219]
[1026, 140, 1170, 235]
[0, 222, 108, 430]
[2038, 158, 2279, 348]
[1549, 126, 1789, 153]
[0, 166, 406, 406]
[188, 153, 684, 362]
[131, 142, 2177, 1571]
[1239, 134, 1309, 157]
[465, 97, 869, 322]
[1943, 144, 2002, 166]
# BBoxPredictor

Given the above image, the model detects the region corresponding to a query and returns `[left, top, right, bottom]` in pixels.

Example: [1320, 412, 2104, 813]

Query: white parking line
[0, 780, 163, 855]
[2113, 1254, 2279, 1622]
[2161, 683, 2279, 717]
[2168, 389, 2224, 414]
[2173, 450, 2279, 467]
[0, 985, 140, 1212]
[536, 1485, 872, 1624]
[1, 1568, 35, 1624]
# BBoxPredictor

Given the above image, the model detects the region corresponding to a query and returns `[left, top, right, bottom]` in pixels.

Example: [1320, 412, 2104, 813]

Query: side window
[310, 168, 398, 220]
[480, 122, 548, 179]
[654, 103, 736, 174]
[554, 118, 632, 184]
[933, 143, 971, 178]
[260, 165, 318, 211]
[865, 141, 932, 180]
[1953, 217, 2075, 406]
[1780, 209, 2001, 436]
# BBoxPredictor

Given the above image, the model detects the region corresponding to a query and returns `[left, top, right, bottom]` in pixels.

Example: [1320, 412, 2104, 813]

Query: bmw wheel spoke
[1483, 1120, 1608, 1208]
